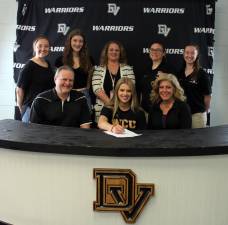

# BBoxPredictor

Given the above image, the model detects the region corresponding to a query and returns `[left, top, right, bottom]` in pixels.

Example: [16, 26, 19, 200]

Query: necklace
[160, 100, 174, 115]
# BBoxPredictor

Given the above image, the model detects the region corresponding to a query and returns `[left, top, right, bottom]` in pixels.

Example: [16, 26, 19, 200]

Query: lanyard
[108, 70, 116, 90]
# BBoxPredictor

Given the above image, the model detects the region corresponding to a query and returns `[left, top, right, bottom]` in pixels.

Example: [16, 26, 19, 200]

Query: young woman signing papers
[98, 77, 146, 134]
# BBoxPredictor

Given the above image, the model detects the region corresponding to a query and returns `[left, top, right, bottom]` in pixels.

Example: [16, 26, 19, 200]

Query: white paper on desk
[104, 129, 142, 138]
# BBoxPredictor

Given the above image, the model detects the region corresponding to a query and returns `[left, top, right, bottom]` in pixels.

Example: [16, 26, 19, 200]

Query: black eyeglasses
[150, 48, 163, 53]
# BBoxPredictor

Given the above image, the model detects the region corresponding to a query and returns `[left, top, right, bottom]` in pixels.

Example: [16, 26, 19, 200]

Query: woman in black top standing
[178, 44, 212, 128]
[140, 42, 175, 112]
[16, 35, 54, 123]
[148, 73, 191, 129]
[55, 29, 93, 111]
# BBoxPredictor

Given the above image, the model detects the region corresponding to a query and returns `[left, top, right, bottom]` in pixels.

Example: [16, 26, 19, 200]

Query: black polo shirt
[30, 89, 91, 127]
[178, 68, 212, 114]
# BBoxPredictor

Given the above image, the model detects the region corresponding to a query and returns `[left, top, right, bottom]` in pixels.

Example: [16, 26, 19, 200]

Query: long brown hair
[62, 29, 92, 73]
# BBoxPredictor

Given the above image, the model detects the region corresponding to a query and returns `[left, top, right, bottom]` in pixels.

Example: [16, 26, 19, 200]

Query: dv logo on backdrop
[13, 42, 20, 52]
[206, 4, 213, 15]
[208, 47, 214, 57]
[158, 24, 171, 37]
[22, 4, 27, 16]
[57, 24, 70, 35]
[94, 168, 154, 223]
[107, 3, 120, 15]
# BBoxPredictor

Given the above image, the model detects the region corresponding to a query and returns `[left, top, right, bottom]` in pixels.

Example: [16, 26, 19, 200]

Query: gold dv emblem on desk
[93, 168, 155, 223]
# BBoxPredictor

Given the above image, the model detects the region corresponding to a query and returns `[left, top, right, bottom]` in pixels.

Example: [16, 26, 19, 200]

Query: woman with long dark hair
[55, 29, 93, 111]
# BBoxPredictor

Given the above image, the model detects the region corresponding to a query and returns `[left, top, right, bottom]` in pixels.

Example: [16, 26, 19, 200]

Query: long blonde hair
[151, 73, 186, 103]
[107, 77, 139, 119]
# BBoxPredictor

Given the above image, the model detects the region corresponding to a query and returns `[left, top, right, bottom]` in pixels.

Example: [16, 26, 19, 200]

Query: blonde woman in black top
[98, 77, 146, 134]
[148, 73, 191, 129]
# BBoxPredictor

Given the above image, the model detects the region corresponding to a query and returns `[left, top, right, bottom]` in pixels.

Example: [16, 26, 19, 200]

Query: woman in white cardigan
[92, 40, 135, 123]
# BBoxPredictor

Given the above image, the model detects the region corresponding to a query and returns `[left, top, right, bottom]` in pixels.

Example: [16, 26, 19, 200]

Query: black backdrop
[14, 0, 216, 84]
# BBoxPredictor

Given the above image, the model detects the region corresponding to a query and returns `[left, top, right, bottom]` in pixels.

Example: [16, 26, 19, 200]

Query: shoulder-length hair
[99, 40, 127, 66]
[151, 73, 186, 103]
[62, 29, 92, 73]
[107, 77, 139, 119]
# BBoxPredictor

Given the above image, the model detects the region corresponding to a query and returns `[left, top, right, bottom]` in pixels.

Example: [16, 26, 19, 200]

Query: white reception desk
[0, 119, 228, 225]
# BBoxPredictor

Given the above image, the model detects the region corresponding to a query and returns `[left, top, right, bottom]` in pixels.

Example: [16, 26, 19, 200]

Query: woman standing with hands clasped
[98, 77, 146, 134]
[16, 35, 54, 123]
[177, 44, 212, 128]
[92, 40, 135, 123]
[147, 73, 192, 129]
